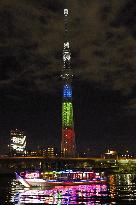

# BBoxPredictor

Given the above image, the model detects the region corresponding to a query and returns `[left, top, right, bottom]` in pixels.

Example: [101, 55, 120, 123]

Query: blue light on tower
[63, 84, 72, 98]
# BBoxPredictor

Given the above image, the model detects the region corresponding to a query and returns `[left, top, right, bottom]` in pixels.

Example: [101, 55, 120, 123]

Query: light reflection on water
[11, 183, 109, 204]
[5, 173, 136, 204]
[112, 173, 136, 201]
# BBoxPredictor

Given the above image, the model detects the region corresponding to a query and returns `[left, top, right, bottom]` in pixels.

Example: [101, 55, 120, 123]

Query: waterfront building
[61, 9, 76, 157]
[26, 147, 55, 157]
[103, 150, 118, 159]
[47, 147, 54, 157]
[10, 129, 26, 156]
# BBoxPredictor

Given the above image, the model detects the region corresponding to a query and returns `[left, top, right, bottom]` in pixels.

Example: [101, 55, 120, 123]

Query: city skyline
[0, 0, 136, 155]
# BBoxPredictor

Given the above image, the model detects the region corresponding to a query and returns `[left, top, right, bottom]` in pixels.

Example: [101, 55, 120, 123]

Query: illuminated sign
[25, 172, 39, 179]
[10, 131, 26, 154]
[12, 136, 26, 144]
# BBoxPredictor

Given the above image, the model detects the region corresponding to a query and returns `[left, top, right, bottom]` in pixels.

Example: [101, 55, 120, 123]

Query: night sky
[0, 0, 136, 155]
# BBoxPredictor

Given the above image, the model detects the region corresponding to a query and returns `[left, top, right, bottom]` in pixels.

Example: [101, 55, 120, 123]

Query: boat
[15, 172, 50, 188]
[15, 170, 107, 188]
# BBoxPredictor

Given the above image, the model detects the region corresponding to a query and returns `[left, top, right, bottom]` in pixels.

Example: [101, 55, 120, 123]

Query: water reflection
[9, 173, 136, 204]
[109, 175, 116, 199]
[18, 185, 108, 204]
[115, 174, 136, 201]
[10, 180, 109, 204]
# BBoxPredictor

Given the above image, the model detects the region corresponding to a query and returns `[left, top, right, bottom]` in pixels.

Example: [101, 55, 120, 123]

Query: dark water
[0, 173, 136, 204]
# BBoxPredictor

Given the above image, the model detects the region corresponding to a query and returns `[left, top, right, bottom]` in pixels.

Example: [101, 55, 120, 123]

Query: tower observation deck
[61, 9, 76, 157]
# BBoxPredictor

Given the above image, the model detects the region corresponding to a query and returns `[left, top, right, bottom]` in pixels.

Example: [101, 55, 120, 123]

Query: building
[26, 147, 55, 157]
[61, 9, 76, 157]
[10, 129, 26, 156]
[47, 147, 54, 157]
[103, 150, 118, 159]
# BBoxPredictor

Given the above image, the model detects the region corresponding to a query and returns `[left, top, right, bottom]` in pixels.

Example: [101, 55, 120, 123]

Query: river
[0, 173, 136, 204]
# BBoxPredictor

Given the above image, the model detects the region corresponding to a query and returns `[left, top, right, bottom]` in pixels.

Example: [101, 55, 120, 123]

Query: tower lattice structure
[61, 9, 76, 157]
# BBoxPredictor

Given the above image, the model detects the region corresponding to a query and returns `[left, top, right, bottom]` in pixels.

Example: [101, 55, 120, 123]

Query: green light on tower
[62, 102, 73, 127]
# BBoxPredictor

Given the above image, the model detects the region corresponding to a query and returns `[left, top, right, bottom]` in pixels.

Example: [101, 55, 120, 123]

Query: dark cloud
[0, 0, 64, 94]
[68, 1, 136, 96]
[0, 0, 136, 98]
[114, 0, 136, 35]
[126, 98, 136, 115]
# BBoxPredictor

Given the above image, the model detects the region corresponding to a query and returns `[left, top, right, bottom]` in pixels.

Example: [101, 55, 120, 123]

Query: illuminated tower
[10, 129, 26, 156]
[61, 9, 76, 157]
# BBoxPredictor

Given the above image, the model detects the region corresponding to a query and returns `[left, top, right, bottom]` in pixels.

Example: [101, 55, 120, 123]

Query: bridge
[0, 156, 136, 174]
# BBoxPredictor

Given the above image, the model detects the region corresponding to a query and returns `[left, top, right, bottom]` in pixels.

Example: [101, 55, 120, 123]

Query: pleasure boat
[15, 170, 107, 188]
